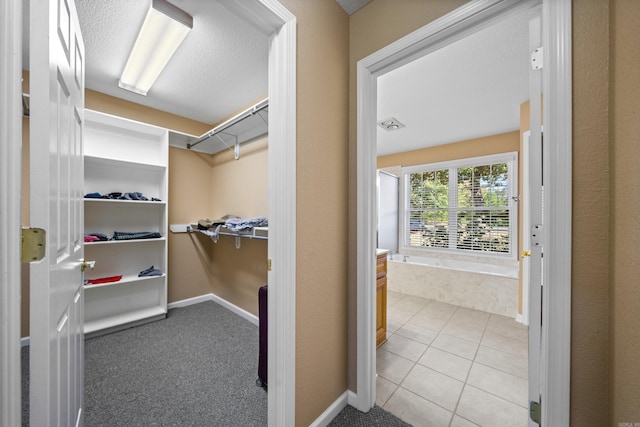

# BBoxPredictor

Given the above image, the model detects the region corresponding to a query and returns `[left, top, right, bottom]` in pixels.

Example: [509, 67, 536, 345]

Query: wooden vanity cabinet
[376, 252, 388, 347]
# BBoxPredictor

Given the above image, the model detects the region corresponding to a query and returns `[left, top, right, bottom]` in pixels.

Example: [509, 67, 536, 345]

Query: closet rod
[187, 98, 268, 150]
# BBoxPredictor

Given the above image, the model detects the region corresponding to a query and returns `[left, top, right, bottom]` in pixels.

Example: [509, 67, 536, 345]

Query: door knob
[81, 259, 96, 272]
[521, 251, 531, 257]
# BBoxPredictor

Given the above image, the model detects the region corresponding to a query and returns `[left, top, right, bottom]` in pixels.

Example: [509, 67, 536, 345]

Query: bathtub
[386, 254, 519, 317]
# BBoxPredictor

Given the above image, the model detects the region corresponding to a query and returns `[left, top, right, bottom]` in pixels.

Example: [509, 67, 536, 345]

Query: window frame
[400, 152, 518, 259]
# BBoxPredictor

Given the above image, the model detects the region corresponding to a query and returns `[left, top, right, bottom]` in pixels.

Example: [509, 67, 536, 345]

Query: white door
[29, 0, 85, 425]
[527, 11, 544, 427]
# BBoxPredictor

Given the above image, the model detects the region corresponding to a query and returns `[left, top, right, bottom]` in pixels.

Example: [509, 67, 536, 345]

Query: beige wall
[572, 1, 610, 425]
[609, 0, 640, 423]
[376, 131, 519, 169]
[167, 138, 269, 315]
[276, 0, 350, 425]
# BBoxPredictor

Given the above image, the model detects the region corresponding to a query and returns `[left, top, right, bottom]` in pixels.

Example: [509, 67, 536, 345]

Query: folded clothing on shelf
[84, 233, 109, 242]
[197, 214, 239, 230]
[83, 191, 161, 202]
[138, 265, 163, 277]
[224, 216, 268, 232]
[86, 275, 122, 285]
[112, 231, 162, 240]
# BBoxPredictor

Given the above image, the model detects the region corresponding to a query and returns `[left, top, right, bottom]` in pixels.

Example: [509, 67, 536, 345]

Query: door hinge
[530, 400, 541, 424]
[531, 224, 543, 247]
[267, 259, 272, 272]
[531, 46, 543, 70]
[21, 227, 46, 263]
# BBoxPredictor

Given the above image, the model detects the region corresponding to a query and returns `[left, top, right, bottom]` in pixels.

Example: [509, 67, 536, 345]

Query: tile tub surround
[387, 256, 519, 317]
[377, 291, 529, 427]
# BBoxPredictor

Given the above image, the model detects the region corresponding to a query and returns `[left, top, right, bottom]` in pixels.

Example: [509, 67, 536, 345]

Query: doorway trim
[231, 1, 297, 425]
[0, 0, 23, 424]
[356, 0, 572, 424]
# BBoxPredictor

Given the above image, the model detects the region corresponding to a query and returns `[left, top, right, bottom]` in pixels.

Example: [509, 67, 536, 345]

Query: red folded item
[87, 275, 122, 285]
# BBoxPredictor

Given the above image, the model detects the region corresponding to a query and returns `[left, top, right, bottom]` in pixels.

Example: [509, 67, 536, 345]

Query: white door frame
[0, 0, 23, 425]
[225, 1, 297, 425]
[356, 0, 572, 424]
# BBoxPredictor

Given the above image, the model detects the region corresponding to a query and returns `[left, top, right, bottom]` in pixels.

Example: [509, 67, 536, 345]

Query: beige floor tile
[376, 375, 397, 406]
[487, 313, 528, 330]
[451, 307, 491, 325]
[446, 315, 488, 332]
[475, 345, 528, 380]
[376, 348, 414, 384]
[486, 315, 528, 343]
[393, 295, 430, 313]
[388, 306, 417, 324]
[466, 363, 528, 408]
[450, 415, 480, 427]
[456, 385, 528, 427]
[431, 334, 479, 360]
[407, 313, 448, 332]
[387, 290, 406, 306]
[381, 334, 428, 362]
[395, 323, 438, 345]
[419, 301, 458, 319]
[387, 318, 404, 334]
[481, 332, 528, 359]
[384, 387, 453, 427]
[418, 347, 472, 382]
[400, 364, 464, 411]
[441, 322, 485, 343]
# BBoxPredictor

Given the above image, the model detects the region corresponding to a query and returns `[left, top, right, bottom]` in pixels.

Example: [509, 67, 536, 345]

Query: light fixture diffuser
[119, 0, 193, 96]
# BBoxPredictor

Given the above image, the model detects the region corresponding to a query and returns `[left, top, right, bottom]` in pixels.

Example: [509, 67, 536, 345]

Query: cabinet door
[376, 276, 387, 347]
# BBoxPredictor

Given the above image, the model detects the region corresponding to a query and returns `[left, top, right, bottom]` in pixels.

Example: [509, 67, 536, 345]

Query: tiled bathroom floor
[377, 291, 529, 427]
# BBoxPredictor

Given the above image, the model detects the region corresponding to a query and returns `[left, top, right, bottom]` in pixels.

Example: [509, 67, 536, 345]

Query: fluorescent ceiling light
[119, 0, 193, 96]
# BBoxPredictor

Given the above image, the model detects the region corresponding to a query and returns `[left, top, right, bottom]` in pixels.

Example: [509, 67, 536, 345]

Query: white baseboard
[167, 294, 216, 310]
[23, 294, 254, 348]
[168, 292, 259, 326]
[347, 390, 358, 407]
[516, 313, 528, 325]
[208, 293, 259, 326]
[309, 390, 350, 427]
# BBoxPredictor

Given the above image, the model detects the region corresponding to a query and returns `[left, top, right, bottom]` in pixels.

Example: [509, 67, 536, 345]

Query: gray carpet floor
[21, 301, 411, 426]
[84, 301, 266, 426]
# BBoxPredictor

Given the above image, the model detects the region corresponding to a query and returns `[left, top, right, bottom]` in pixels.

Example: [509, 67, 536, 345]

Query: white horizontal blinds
[406, 170, 449, 248]
[456, 162, 511, 254]
[403, 153, 516, 257]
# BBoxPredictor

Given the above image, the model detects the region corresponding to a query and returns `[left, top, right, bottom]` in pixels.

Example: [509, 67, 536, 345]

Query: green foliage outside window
[407, 161, 511, 254]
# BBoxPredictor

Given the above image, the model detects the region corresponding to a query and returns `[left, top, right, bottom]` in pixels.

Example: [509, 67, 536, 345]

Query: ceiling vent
[377, 117, 405, 131]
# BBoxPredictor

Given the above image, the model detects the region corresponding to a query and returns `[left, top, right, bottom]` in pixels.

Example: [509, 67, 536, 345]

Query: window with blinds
[403, 152, 517, 257]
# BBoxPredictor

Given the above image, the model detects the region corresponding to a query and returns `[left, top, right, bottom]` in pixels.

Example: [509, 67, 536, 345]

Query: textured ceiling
[22, 0, 269, 126]
[77, 0, 268, 125]
[22, 1, 529, 155]
[377, 9, 531, 156]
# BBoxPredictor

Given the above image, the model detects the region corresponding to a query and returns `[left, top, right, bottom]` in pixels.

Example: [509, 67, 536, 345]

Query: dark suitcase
[256, 285, 268, 388]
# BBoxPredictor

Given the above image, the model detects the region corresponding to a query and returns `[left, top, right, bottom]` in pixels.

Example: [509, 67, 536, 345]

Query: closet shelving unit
[83, 109, 168, 336]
